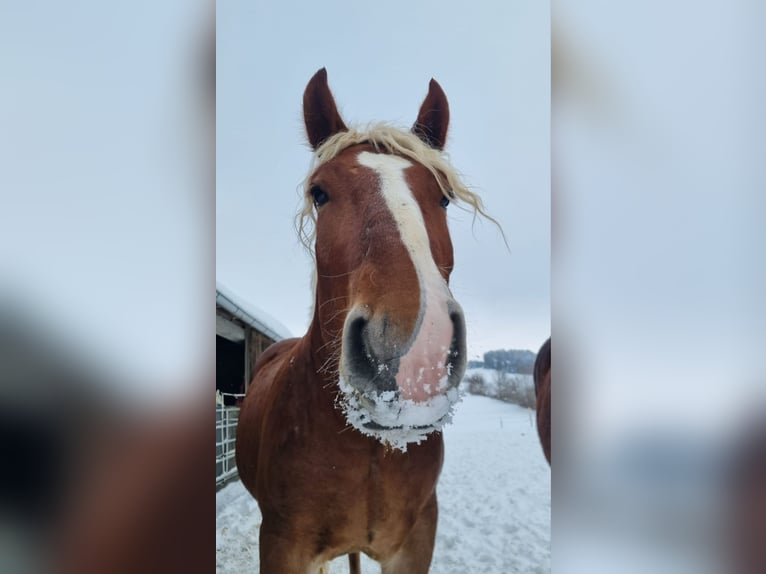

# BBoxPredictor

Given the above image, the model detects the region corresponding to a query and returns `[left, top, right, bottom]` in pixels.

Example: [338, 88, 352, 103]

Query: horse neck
[293, 307, 344, 420]
[305, 274, 347, 373]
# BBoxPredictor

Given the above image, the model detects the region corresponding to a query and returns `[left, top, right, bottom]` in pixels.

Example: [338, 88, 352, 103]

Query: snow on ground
[462, 368, 534, 396]
[216, 394, 551, 573]
[462, 368, 535, 389]
[462, 367, 507, 383]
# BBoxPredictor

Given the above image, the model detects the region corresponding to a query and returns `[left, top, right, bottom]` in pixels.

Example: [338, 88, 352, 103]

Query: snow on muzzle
[337, 298, 467, 451]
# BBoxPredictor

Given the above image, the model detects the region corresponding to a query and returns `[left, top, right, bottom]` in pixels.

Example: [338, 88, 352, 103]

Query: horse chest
[318, 438, 443, 550]
[266, 427, 442, 546]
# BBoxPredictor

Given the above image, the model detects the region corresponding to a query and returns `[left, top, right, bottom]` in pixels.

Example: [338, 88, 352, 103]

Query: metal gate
[216, 392, 244, 486]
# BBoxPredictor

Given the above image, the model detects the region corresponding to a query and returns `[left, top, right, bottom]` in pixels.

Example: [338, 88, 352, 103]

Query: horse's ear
[303, 68, 348, 150]
[412, 79, 450, 150]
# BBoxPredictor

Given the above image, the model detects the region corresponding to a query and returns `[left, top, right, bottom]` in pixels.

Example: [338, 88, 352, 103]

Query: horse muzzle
[340, 302, 466, 395]
[337, 302, 467, 449]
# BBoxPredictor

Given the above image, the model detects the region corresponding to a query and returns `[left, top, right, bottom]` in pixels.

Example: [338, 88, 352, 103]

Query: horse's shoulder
[252, 337, 301, 377]
[237, 337, 303, 493]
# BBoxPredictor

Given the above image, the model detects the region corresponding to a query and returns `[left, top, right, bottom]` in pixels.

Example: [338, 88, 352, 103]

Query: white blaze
[357, 151, 454, 402]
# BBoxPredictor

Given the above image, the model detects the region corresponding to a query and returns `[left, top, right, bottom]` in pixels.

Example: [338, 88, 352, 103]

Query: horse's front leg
[259, 520, 321, 574]
[381, 493, 438, 574]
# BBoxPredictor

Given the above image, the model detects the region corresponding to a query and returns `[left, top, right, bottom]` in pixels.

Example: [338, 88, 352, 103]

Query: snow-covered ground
[462, 368, 534, 395]
[216, 394, 551, 573]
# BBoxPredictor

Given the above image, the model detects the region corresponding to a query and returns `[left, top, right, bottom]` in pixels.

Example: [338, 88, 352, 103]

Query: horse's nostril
[446, 306, 468, 384]
[344, 316, 376, 381]
[342, 313, 400, 394]
[347, 316, 368, 350]
[450, 311, 465, 351]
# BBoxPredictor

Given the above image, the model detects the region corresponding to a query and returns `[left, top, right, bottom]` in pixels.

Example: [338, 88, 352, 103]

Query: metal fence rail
[216, 392, 244, 486]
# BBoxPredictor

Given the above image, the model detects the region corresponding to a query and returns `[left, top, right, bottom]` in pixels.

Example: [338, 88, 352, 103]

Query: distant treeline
[468, 349, 537, 374]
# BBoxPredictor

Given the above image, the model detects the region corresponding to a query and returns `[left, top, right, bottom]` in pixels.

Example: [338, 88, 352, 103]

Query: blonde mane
[295, 123, 503, 248]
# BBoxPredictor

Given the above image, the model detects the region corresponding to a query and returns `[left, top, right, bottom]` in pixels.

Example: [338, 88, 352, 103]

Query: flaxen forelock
[295, 123, 503, 249]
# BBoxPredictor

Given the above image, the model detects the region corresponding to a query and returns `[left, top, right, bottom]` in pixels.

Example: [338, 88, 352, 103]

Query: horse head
[301, 68, 470, 450]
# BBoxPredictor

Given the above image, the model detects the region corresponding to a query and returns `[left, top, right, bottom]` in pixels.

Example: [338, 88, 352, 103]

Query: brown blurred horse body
[533, 337, 551, 464]
[236, 69, 471, 573]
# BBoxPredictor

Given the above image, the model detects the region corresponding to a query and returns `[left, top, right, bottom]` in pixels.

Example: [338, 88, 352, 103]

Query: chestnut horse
[533, 337, 551, 465]
[236, 68, 485, 573]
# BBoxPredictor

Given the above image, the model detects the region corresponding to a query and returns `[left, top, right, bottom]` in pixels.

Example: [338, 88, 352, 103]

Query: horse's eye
[440, 195, 450, 208]
[310, 185, 329, 208]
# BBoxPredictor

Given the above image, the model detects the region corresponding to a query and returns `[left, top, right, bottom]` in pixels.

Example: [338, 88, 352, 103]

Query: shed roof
[215, 282, 292, 342]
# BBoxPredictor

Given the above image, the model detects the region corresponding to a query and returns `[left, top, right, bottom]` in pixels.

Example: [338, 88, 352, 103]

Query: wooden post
[244, 326, 252, 393]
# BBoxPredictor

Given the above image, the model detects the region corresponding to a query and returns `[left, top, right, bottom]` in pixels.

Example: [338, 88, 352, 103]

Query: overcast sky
[217, 0, 550, 359]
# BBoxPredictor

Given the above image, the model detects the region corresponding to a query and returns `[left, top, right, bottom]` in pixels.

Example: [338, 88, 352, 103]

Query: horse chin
[336, 374, 462, 452]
